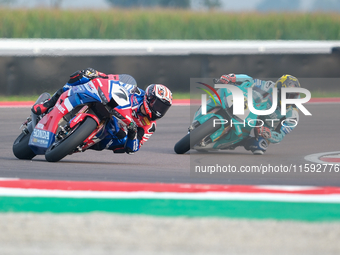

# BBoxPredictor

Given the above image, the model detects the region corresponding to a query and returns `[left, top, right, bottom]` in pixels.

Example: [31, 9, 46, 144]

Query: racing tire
[12, 132, 36, 160]
[45, 117, 97, 162]
[174, 116, 221, 154]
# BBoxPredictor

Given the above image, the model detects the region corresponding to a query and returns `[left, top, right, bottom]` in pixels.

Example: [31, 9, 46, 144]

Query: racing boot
[32, 88, 64, 115]
[244, 137, 268, 155]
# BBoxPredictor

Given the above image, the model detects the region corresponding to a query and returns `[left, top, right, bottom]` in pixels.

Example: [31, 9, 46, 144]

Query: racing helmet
[143, 84, 172, 120]
[214, 73, 236, 84]
[275, 75, 301, 103]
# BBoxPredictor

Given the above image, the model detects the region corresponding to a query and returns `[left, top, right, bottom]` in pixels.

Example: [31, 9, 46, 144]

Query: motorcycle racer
[91, 82, 172, 154]
[215, 74, 301, 155]
[32, 68, 172, 154]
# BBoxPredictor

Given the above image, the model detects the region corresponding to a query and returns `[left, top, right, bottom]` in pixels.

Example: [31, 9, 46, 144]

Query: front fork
[55, 105, 103, 152]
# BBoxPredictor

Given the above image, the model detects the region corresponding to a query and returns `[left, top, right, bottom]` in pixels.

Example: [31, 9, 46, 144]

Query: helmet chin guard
[275, 75, 301, 107]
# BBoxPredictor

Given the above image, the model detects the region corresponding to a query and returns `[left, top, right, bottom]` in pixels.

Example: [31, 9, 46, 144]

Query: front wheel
[13, 132, 36, 160]
[174, 117, 221, 154]
[45, 117, 97, 162]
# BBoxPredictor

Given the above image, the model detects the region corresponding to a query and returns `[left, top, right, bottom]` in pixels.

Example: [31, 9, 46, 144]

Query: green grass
[1, 9, 340, 40]
[0, 95, 41, 102]
[311, 90, 340, 98]
[172, 92, 191, 99]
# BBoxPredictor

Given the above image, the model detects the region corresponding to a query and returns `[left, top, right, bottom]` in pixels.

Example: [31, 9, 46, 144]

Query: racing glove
[127, 121, 137, 140]
[255, 126, 272, 139]
[125, 122, 139, 154]
[67, 70, 85, 84]
[67, 68, 106, 85]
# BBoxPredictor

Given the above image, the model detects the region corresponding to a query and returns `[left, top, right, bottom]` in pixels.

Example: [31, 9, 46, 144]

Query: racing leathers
[252, 78, 299, 144]
[214, 74, 299, 154]
[243, 77, 299, 154]
[89, 85, 156, 154]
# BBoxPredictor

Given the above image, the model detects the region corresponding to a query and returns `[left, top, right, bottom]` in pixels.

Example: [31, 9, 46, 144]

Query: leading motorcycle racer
[215, 73, 301, 155]
[32, 68, 173, 154]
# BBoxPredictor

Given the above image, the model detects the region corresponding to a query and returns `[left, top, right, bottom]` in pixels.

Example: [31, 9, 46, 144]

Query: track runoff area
[0, 97, 340, 221]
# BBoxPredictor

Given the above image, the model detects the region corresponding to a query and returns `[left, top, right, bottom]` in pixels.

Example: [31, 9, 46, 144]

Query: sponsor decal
[157, 87, 165, 97]
[144, 117, 150, 125]
[155, 84, 172, 103]
[84, 82, 96, 93]
[55, 100, 66, 114]
[105, 140, 114, 149]
[33, 129, 50, 140]
[30, 129, 52, 147]
[57, 104, 66, 114]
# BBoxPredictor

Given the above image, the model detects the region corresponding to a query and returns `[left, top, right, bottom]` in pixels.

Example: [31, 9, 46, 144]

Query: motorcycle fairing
[192, 77, 269, 151]
[27, 76, 134, 156]
[28, 129, 55, 155]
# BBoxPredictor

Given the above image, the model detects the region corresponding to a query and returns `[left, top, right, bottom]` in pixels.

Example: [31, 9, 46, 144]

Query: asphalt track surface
[1, 103, 339, 186]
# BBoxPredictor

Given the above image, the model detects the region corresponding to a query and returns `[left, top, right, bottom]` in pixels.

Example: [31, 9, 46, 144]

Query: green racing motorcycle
[174, 75, 271, 154]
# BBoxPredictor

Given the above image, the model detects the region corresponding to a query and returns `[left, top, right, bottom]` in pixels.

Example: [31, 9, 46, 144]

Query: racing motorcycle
[174, 75, 270, 154]
[13, 75, 136, 162]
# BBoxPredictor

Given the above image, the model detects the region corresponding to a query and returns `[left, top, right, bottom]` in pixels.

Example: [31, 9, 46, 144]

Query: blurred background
[1, 0, 340, 96]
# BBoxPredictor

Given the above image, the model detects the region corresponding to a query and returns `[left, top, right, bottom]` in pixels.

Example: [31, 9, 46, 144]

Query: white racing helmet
[143, 84, 172, 120]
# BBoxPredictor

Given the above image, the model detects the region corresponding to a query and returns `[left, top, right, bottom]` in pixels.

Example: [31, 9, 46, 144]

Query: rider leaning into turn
[215, 73, 301, 155]
[32, 68, 173, 154]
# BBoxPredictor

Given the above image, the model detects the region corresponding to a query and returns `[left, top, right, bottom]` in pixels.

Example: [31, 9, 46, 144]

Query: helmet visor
[149, 97, 171, 120]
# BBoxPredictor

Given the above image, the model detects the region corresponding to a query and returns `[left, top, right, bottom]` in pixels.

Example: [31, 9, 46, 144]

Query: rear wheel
[45, 117, 97, 162]
[174, 117, 221, 154]
[13, 131, 36, 160]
